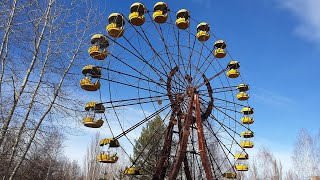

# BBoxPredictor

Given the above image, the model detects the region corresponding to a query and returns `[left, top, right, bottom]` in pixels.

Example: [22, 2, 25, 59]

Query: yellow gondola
[240, 141, 254, 148]
[214, 48, 226, 58]
[241, 107, 254, 115]
[88, 34, 109, 60]
[100, 138, 120, 148]
[226, 69, 240, 78]
[237, 92, 249, 101]
[214, 40, 227, 58]
[240, 131, 254, 138]
[223, 172, 237, 178]
[236, 84, 249, 92]
[235, 153, 249, 160]
[124, 167, 142, 175]
[228, 61, 240, 69]
[82, 117, 104, 128]
[235, 164, 249, 171]
[196, 22, 210, 42]
[176, 9, 189, 29]
[129, 2, 146, 26]
[241, 116, 254, 124]
[214, 40, 227, 49]
[88, 46, 108, 60]
[90, 34, 109, 48]
[82, 65, 101, 78]
[153, 2, 168, 24]
[106, 13, 125, 38]
[85, 102, 105, 113]
[97, 153, 119, 163]
[80, 77, 100, 91]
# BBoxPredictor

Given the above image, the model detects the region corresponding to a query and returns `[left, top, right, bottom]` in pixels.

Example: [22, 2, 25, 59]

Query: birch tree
[292, 129, 320, 179]
[0, 0, 104, 179]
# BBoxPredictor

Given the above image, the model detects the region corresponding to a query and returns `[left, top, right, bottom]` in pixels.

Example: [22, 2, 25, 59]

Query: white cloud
[251, 88, 293, 107]
[280, 0, 320, 43]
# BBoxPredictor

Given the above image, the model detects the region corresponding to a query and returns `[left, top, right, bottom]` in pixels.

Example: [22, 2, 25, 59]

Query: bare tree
[83, 132, 131, 180]
[246, 147, 283, 180]
[292, 129, 320, 179]
[83, 133, 102, 180]
[0, 0, 104, 179]
[284, 170, 298, 180]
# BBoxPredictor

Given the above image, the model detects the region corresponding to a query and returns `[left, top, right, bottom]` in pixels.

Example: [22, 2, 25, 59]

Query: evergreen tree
[133, 115, 166, 179]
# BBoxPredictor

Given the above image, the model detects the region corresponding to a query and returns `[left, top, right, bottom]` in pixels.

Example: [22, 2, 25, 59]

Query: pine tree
[133, 115, 166, 179]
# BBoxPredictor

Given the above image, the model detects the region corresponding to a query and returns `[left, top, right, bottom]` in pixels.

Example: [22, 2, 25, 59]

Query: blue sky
[65, 0, 320, 172]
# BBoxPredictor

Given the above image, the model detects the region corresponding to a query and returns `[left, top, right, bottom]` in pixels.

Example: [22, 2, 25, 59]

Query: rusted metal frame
[204, 139, 221, 179]
[178, 115, 192, 180]
[194, 93, 214, 180]
[176, 108, 192, 180]
[168, 89, 195, 180]
[152, 113, 175, 180]
[153, 67, 180, 180]
[201, 75, 214, 121]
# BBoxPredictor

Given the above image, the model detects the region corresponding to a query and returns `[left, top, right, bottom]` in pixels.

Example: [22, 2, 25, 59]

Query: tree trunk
[0, 0, 53, 147]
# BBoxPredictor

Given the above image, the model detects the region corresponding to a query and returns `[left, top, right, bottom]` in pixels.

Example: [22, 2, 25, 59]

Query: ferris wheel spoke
[193, 43, 205, 79]
[124, 15, 172, 71]
[198, 101, 241, 140]
[168, 13, 189, 86]
[203, 122, 238, 174]
[145, 12, 189, 89]
[204, 139, 223, 178]
[146, 12, 176, 69]
[202, 95, 249, 130]
[205, 118, 249, 165]
[98, 66, 167, 90]
[118, 145, 135, 164]
[132, 108, 171, 168]
[103, 99, 169, 109]
[108, 53, 185, 92]
[114, 104, 171, 140]
[208, 115, 241, 137]
[100, 77, 166, 95]
[123, 16, 189, 89]
[199, 86, 237, 92]
[213, 97, 247, 107]
[192, 51, 216, 86]
[198, 97, 251, 132]
[108, 36, 167, 81]
[214, 106, 241, 113]
[187, 24, 197, 79]
[199, 87, 237, 95]
[212, 106, 251, 130]
[195, 67, 228, 89]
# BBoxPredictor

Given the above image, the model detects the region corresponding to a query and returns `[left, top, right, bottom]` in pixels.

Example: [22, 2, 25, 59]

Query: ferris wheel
[80, 2, 255, 179]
